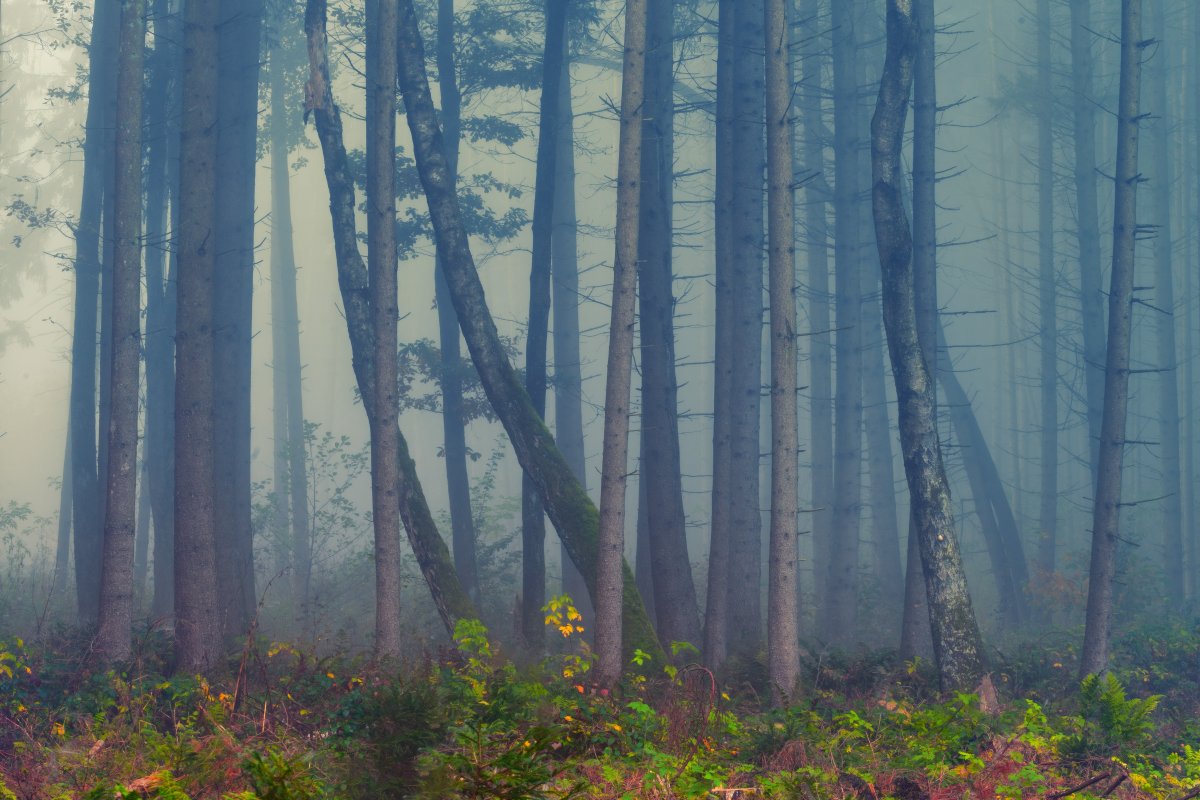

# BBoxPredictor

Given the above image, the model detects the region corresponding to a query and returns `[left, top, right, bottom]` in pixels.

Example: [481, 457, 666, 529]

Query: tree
[1080, 0, 1144, 679]
[434, 0, 481, 609]
[871, 0, 985, 692]
[703, 0, 735, 669]
[637, 0, 701, 650]
[174, 0, 223, 674]
[824, 0, 863, 648]
[594, 0, 647, 686]
[95, 0, 145, 662]
[302, 0, 477, 639]
[521, 0, 569, 650]
[366, 0, 403, 659]
[765, 0, 799, 702]
[392, 0, 661, 662]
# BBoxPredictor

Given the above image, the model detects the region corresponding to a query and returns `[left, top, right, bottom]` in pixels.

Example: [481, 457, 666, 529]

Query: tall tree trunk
[212, 0, 262, 640]
[824, 0, 862, 647]
[872, 0, 986, 692]
[1036, 0, 1058, 581]
[798, 0, 832, 635]
[521, 0, 569, 650]
[70, 0, 118, 626]
[1148, 0, 1183, 602]
[133, 456, 151, 603]
[766, 0, 800, 702]
[727, 0, 766, 656]
[269, 33, 312, 629]
[95, 0, 144, 656]
[1080, 0, 1143, 679]
[391, 0, 661, 661]
[302, 0, 477, 638]
[637, 0, 702, 650]
[55, 429, 72, 596]
[703, 0, 736, 669]
[174, 0, 223, 674]
[1070, 0, 1106, 486]
[552, 64, 591, 616]
[366, 0, 404, 659]
[435, 0, 480, 608]
[145, 0, 179, 623]
[595, 0, 648, 686]
[862, 279, 904, 620]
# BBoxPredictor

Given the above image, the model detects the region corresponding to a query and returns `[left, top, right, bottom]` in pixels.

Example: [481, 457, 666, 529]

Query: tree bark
[727, 0, 766, 656]
[521, 0, 570, 650]
[1148, 0, 1183, 601]
[212, 0, 262, 641]
[595, 0, 648, 686]
[703, 0, 736, 669]
[366, 0, 404, 659]
[95, 0, 145, 662]
[765, 0, 800, 703]
[871, 0, 986, 692]
[434, 0, 480, 609]
[638, 0, 702, 650]
[1080, 0, 1143, 679]
[824, 0, 862, 648]
[304, 0, 477, 638]
[174, 0, 222, 674]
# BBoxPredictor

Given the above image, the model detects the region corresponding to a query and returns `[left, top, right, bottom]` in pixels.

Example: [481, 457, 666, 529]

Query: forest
[1, 0, 1199, 796]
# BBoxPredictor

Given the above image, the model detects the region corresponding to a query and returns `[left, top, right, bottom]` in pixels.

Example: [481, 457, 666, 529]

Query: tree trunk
[703, 0, 736, 669]
[435, 0, 480, 608]
[174, 0, 222, 674]
[551, 63, 591, 616]
[269, 32, 312, 629]
[1036, 0, 1058, 581]
[637, 0, 702, 650]
[133, 456, 151, 604]
[54, 430, 72, 596]
[391, 0, 661, 662]
[1070, 0, 1106, 487]
[1148, 0, 1183, 602]
[70, 0, 118, 626]
[727, 0, 766, 656]
[871, 0, 986, 692]
[1080, 0, 1143, 680]
[595, 0, 648, 686]
[765, 0, 800, 703]
[800, 0, 833, 637]
[521, 0, 570, 651]
[95, 0, 145, 660]
[212, 0, 262, 641]
[366, 0, 404, 659]
[304, 0, 477, 637]
[824, 0, 862, 648]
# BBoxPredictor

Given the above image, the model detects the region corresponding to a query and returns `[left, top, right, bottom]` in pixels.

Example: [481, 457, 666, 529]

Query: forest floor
[1, 615, 1199, 799]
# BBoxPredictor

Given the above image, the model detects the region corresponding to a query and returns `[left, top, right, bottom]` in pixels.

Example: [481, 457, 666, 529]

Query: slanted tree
[174, 0, 222, 674]
[871, 0, 986, 692]
[95, 0, 145, 662]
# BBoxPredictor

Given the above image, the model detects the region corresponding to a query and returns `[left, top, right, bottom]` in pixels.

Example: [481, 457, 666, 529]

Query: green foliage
[1064, 673, 1161, 758]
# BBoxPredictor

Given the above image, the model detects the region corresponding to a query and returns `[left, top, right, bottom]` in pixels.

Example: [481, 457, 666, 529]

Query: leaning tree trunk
[638, 0, 702, 650]
[703, 0, 736, 669]
[174, 0, 223, 674]
[521, 0, 569, 650]
[871, 0, 986, 693]
[391, 0, 662, 661]
[1080, 0, 1143, 679]
[434, 0, 480, 608]
[95, 0, 145, 663]
[765, 0, 800, 703]
[303, 0, 477, 638]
